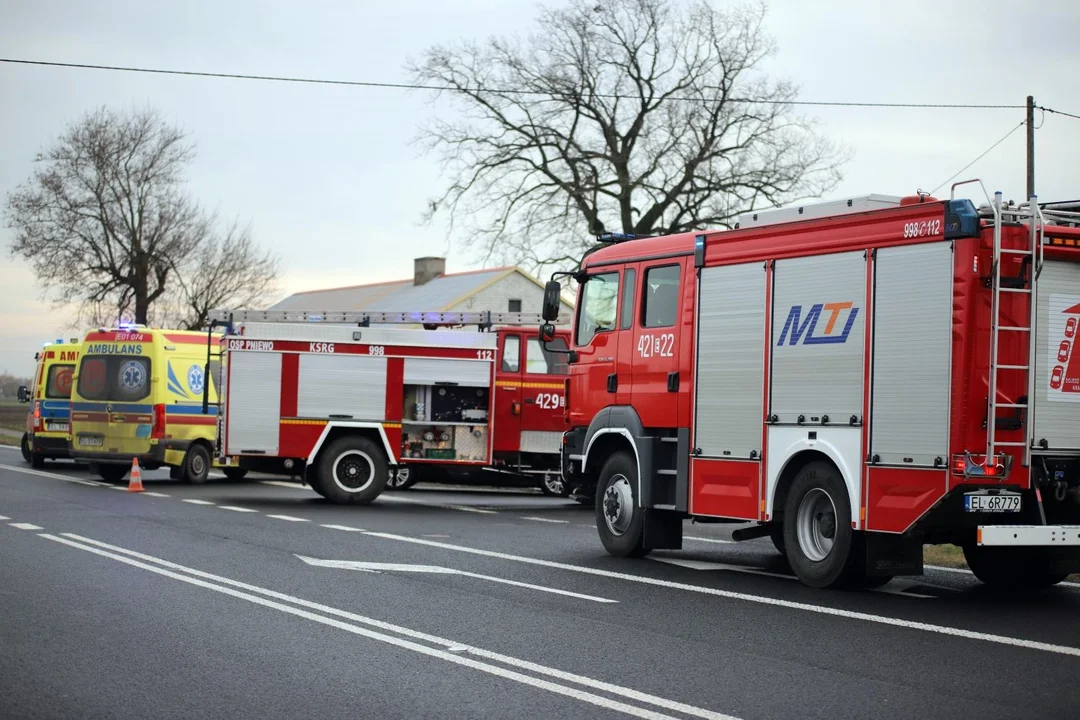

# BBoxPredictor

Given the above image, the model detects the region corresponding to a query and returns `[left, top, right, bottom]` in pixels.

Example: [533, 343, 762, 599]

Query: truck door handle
[607, 374, 618, 393]
[667, 371, 679, 392]
[524, 398, 536, 404]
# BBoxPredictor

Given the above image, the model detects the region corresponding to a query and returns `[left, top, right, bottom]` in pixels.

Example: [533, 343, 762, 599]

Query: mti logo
[777, 302, 860, 346]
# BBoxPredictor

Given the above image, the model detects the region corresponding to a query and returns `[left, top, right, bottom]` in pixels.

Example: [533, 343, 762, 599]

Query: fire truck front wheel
[315, 436, 388, 504]
[595, 451, 649, 558]
[783, 461, 854, 588]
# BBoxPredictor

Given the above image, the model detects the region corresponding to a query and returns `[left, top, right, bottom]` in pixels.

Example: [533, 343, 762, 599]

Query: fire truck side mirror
[538, 324, 557, 344]
[542, 281, 562, 322]
[16, 386, 30, 403]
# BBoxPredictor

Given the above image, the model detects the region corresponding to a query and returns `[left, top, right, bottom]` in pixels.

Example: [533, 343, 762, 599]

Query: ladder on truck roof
[207, 309, 567, 329]
[961, 179, 1047, 470]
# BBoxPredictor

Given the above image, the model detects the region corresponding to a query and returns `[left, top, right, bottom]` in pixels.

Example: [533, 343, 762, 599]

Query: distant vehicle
[67, 324, 231, 484]
[209, 309, 571, 503]
[540, 184, 1080, 590]
[18, 337, 81, 467]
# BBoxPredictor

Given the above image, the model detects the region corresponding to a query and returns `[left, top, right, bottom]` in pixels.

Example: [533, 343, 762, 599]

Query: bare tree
[409, 0, 846, 274]
[167, 219, 280, 329]
[4, 106, 280, 327]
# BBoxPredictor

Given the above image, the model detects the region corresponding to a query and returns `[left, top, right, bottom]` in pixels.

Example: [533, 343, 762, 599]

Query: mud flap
[643, 508, 683, 550]
[863, 532, 923, 577]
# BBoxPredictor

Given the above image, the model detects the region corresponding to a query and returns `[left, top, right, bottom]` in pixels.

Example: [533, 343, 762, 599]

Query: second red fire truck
[539, 182, 1080, 590]
[207, 310, 570, 502]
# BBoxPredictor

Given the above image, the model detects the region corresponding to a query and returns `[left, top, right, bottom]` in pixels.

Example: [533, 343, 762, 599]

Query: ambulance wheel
[182, 444, 211, 484]
[783, 461, 854, 588]
[315, 436, 388, 504]
[98, 464, 129, 483]
[387, 465, 419, 490]
[540, 473, 570, 497]
[21, 433, 31, 463]
[223, 468, 248, 481]
[595, 451, 649, 558]
[962, 545, 1068, 590]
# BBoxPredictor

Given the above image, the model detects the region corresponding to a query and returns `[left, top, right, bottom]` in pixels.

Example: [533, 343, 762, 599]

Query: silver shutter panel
[694, 262, 765, 458]
[297, 354, 387, 421]
[771, 251, 866, 423]
[870, 241, 952, 465]
[226, 352, 282, 454]
[404, 358, 491, 387]
[1033, 260, 1080, 450]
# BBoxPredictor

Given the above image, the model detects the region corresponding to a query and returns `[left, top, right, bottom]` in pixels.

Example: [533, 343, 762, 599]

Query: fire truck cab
[541, 187, 1080, 590]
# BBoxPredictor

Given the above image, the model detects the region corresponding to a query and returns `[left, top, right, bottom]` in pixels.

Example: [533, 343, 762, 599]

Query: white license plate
[965, 493, 1021, 512]
[48, 422, 70, 433]
[77, 435, 104, 447]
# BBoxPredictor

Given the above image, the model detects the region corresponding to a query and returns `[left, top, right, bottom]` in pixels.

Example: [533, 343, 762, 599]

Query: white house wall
[449, 271, 575, 320]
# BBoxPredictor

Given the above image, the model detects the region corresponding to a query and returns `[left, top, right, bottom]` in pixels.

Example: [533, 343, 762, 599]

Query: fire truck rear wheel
[961, 545, 1068, 590]
[20, 433, 31, 463]
[316, 436, 388, 504]
[223, 468, 248, 481]
[595, 451, 649, 558]
[783, 461, 854, 588]
[182, 444, 211, 484]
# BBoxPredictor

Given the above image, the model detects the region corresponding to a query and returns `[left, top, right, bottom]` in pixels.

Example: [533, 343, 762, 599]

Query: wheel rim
[333, 450, 375, 493]
[602, 475, 634, 536]
[796, 488, 837, 562]
[191, 453, 206, 477]
[388, 467, 410, 489]
[544, 474, 564, 495]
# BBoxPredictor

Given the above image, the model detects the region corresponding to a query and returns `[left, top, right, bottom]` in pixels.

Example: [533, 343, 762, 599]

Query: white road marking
[108, 486, 128, 491]
[220, 506, 258, 513]
[266, 514, 309, 522]
[10, 523, 43, 530]
[650, 557, 936, 599]
[0, 464, 111, 487]
[685, 536, 735, 545]
[358, 531, 1080, 658]
[0, 515, 9, 520]
[424, 534, 451, 538]
[181, 499, 215, 505]
[321, 524, 363, 532]
[521, 517, 569, 524]
[296, 556, 617, 604]
[48, 533, 736, 720]
[258, 480, 309, 490]
[379, 495, 499, 514]
[142, 492, 170, 497]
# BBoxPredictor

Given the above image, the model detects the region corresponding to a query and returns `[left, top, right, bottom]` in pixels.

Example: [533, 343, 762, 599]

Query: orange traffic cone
[127, 457, 144, 493]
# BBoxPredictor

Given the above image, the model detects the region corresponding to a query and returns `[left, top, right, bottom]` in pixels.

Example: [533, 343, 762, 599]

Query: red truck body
[550, 190, 1080, 588]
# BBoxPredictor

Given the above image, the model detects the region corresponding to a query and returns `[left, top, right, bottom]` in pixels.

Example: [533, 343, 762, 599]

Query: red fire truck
[208, 310, 570, 502]
[538, 185, 1080, 590]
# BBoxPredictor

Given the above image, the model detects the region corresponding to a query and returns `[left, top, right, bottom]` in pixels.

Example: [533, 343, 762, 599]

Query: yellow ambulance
[18, 337, 82, 467]
[68, 324, 235, 484]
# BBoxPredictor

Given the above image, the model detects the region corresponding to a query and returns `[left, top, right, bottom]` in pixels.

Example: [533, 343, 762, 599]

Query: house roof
[270, 266, 570, 313]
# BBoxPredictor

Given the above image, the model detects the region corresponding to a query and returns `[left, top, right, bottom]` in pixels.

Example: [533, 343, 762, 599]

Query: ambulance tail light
[33, 401, 41, 429]
[151, 404, 166, 440]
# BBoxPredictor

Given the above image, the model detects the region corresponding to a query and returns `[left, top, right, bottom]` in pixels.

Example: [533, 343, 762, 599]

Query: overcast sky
[1, 0, 1077, 376]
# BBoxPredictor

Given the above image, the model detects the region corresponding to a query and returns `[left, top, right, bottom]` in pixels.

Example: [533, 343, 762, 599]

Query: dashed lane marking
[220, 506, 259, 513]
[521, 517, 569, 524]
[143, 492, 170, 497]
[10, 523, 43, 530]
[181, 499, 216, 506]
[266, 514, 309, 522]
[321, 524, 363, 532]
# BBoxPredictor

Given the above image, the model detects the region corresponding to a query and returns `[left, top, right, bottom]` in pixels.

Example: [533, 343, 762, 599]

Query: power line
[0, 57, 1026, 109]
[929, 120, 1026, 195]
[1038, 105, 1080, 121]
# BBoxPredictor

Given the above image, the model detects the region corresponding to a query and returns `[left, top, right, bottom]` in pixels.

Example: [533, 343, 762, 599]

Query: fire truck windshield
[575, 272, 619, 346]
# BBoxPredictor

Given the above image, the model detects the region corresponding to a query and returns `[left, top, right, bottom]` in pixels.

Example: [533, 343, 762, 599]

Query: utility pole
[1026, 95, 1035, 199]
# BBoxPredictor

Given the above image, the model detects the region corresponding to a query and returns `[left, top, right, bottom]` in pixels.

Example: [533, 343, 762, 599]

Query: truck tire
[21, 433, 31, 463]
[182, 444, 211, 484]
[595, 451, 649, 558]
[223, 468, 248, 481]
[783, 461, 854, 588]
[540, 473, 570, 497]
[387, 465, 419, 490]
[962, 545, 1068, 590]
[98, 464, 129, 483]
[314, 436, 388, 505]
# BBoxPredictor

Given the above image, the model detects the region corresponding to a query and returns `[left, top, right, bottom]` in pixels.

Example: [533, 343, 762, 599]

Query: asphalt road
[1, 445, 1078, 720]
